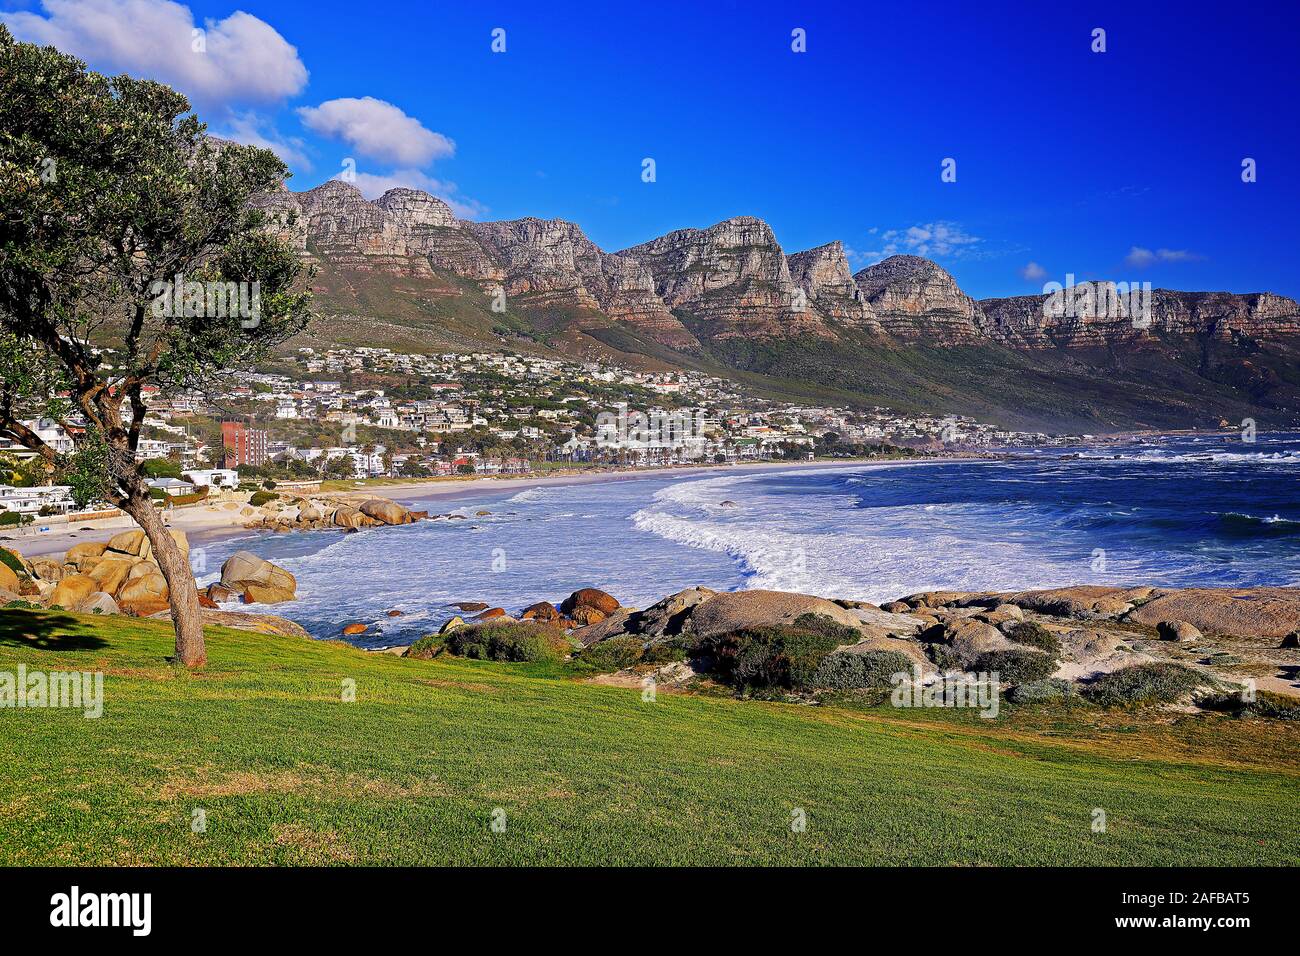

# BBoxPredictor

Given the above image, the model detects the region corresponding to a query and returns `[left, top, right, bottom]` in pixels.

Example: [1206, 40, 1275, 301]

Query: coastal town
[0, 344, 1086, 523]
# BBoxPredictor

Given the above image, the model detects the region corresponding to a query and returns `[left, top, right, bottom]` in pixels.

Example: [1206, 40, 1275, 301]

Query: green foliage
[972, 649, 1059, 685]
[576, 636, 645, 672]
[704, 619, 845, 692]
[60, 426, 114, 509]
[926, 643, 963, 671]
[0, 512, 28, 527]
[640, 642, 686, 665]
[791, 613, 862, 645]
[141, 458, 181, 479]
[1208, 691, 1300, 721]
[1008, 678, 1079, 705]
[0, 24, 311, 510]
[0, 548, 24, 575]
[812, 650, 914, 690]
[443, 621, 570, 663]
[1002, 620, 1062, 654]
[1084, 663, 1210, 707]
[248, 491, 278, 507]
[404, 634, 445, 660]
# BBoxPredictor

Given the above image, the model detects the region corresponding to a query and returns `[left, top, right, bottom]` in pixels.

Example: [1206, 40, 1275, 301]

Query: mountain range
[254, 180, 1300, 432]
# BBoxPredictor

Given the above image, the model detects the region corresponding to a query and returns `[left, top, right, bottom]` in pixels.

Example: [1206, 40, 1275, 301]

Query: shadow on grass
[0, 609, 109, 652]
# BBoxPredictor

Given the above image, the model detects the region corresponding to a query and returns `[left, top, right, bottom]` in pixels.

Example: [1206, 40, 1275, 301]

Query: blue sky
[5, 0, 1298, 298]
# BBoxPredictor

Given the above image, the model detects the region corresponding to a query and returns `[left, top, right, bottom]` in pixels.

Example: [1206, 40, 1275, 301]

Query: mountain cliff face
[257, 180, 1300, 429]
[981, 287, 1300, 349]
[787, 241, 883, 333]
[853, 255, 989, 343]
[259, 180, 1300, 351]
[617, 216, 834, 339]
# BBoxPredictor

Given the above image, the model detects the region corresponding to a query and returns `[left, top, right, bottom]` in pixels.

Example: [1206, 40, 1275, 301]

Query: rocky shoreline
[397, 582, 1300, 708]
[5, 524, 1298, 709]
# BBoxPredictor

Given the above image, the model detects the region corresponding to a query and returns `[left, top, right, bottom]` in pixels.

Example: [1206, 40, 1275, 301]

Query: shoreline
[2, 455, 976, 561]
[385, 455, 978, 505]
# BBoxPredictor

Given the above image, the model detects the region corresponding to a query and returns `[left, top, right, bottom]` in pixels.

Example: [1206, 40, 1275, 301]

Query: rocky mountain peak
[374, 188, 457, 229]
[787, 241, 882, 332]
[853, 255, 986, 341]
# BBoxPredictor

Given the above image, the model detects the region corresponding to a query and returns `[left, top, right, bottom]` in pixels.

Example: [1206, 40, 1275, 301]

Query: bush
[926, 643, 963, 672]
[972, 648, 1058, 684]
[812, 650, 914, 690]
[640, 642, 686, 665]
[1198, 689, 1300, 720]
[706, 623, 843, 692]
[248, 490, 279, 507]
[0, 512, 29, 527]
[1002, 620, 1062, 654]
[1083, 662, 1209, 707]
[791, 613, 862, 645]
[577, 636, 645, 672]
[443, 621, 570, 663]
[404, 634, 445, 660]
[1008, 677, 1078, 705]
[0, 547, 25, 576]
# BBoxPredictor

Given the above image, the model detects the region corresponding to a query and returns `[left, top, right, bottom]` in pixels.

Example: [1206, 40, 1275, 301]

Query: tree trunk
[119, 493, 207, 667]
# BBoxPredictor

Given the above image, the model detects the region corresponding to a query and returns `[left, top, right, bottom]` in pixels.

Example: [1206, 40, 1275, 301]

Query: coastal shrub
[1008, 677, 1078, 705]
[249, 491, 278, 507]
[443, 621, 570, 663]
[640, 642, 686, 665]
[972, 648, 1058, 685]
[1002, 620, 1061, 654]
[926, 643, 963, 672]
[404, 635, 445, 660]
[1083, 662, 1209, 707]
[812, 650, 913, 690]
[791, 613, 862, 646]
[0, 548, 24, 575]
[577, 636, 645, 672]
[706, 624, 843, 691]
[1200, 690, 1300, 720]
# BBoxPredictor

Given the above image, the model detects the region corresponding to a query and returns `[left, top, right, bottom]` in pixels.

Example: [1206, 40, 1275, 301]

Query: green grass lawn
[1, 607, 1296, 866]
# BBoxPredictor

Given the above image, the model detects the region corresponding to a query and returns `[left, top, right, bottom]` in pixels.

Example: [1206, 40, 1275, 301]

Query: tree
[0, 27, 311, 666]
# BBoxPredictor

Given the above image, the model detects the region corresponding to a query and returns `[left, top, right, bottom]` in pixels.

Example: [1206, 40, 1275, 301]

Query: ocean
[195, 433, 1300, 648]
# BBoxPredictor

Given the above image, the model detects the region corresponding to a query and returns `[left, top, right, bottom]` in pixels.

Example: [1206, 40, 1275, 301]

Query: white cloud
[1125, 246, 1202, 268]
[211, 112, 310, 169]
[345, 168, 486, 220]
[299, 97, 454, 167]
[860, 221, 981, 263]
[2, 0, 308, 106]
[1125, 246, 1156, 268]
[1019, 261, 1047, 281]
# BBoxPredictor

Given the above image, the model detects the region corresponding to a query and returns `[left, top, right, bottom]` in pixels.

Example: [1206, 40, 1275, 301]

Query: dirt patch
[271, 823, 356, 864]
[158, 769, 313, 800]
[155, 765, 446, 800]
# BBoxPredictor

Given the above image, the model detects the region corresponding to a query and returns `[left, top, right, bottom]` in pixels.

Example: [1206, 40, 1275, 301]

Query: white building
[0, 484, 75, 514]
[183, 469, 239, 490]
[146, 477, 196, 497]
